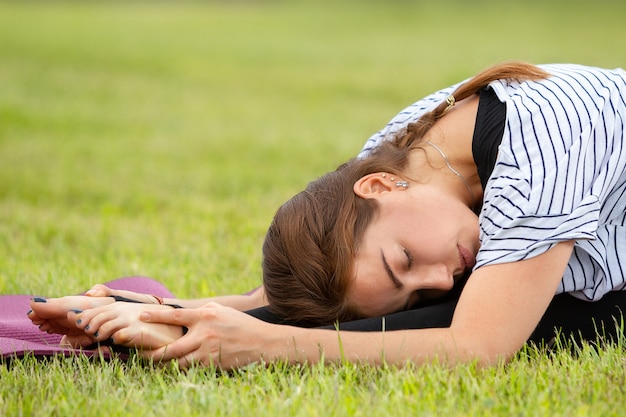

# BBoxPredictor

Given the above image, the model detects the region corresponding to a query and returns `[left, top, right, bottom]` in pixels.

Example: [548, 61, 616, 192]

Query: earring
[395, 181, 409, 188]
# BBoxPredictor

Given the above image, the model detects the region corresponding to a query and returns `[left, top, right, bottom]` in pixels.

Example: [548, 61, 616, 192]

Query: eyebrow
[381, 250, 403, 289]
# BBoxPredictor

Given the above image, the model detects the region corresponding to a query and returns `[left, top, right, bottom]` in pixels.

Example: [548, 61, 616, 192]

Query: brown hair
[262, 62, 549, 326]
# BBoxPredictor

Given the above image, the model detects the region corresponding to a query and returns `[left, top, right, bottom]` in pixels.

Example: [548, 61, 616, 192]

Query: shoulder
[358, 81, 465, 158]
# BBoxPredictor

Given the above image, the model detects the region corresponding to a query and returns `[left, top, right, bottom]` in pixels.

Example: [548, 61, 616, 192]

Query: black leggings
[245, 291, 626, 345]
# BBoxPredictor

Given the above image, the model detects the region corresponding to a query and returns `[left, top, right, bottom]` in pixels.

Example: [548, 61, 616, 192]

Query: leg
[321, 292, 626, 343]
[245, 279, 465, 330]
[320, 300, 458, 331]
[247, 291, 626, 346]
[530, 291, 626, 345]
[245, 299, 458, 331]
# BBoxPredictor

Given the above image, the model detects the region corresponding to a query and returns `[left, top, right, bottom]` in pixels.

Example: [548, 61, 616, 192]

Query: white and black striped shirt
[359, 64, 626, 302]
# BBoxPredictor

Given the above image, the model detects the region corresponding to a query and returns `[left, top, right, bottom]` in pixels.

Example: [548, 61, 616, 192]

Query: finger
[94, 345, 113, 356]
[178, 351, 220, 369]
[140, 308, 192, 326]
[141, 337, 202, 362]
[111, 324, 179, 348]
[142, 344, 178, 361]
[177, 354, 199, 369]
[109, 328, 140, 347]
[85, 284, 111, 297]
[60, 334, 95, 348]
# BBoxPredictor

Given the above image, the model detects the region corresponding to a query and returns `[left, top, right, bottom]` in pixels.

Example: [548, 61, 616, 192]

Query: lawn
[1, 1, 626, 416]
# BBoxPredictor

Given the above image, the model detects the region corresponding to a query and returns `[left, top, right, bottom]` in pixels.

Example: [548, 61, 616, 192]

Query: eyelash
[402, 247, 413, 269]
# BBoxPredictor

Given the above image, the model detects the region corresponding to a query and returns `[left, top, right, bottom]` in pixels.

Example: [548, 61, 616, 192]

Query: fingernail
[26, 309, 32, 315]
[69, 309, 83, 314]
[94, 331, 99, 337]
[84, 325, 90, 331]
[32, 297, 47, 303]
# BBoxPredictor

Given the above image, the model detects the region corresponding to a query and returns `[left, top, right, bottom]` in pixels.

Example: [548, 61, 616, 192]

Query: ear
[353, 173, 394, 199]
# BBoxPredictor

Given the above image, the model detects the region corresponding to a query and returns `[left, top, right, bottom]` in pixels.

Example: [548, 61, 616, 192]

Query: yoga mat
[0, 276, 174, 359]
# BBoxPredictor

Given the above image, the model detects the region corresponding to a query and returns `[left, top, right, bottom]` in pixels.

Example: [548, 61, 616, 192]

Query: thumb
[60, 334, 95, 348]
[84, 284, 111, 297]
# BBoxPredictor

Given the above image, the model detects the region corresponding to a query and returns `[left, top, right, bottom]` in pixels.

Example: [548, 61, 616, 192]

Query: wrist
[264, 324, 308, 365]
[151, 294, 164, 305]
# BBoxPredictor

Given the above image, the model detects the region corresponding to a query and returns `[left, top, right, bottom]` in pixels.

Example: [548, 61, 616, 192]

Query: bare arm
[87, 284, 268, 311]
[175, 286, 267, 310]
[140, 241, 574, 368]
[283, 240, 574, 366]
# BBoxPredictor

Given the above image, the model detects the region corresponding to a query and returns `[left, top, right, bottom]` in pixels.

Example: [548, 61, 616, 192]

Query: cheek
[405, 218, 446, 246]
[409, 205, 470, 238]
[347, 277, 402, 317]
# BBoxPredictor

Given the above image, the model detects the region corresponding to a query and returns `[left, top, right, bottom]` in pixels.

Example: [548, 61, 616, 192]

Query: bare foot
[28, 295, 115, 336]
[67, 302, 183, 350]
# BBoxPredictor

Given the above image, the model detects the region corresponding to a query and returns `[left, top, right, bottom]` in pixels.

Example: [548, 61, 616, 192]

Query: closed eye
[403, 247, 413, 269]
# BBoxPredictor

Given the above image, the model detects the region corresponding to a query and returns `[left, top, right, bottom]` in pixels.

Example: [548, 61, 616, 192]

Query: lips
[458, 244, 476, 272]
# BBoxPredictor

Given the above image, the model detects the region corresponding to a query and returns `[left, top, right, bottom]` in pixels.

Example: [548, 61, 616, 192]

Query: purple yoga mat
[0, 276, 174, 359]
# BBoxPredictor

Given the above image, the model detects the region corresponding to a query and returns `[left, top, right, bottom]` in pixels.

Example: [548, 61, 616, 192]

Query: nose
[407, 264, 455, 292]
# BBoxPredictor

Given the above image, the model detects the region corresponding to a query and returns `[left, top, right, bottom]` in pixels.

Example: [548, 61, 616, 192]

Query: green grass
[2, 343, 626, 417]
[2, 1, 626, 415]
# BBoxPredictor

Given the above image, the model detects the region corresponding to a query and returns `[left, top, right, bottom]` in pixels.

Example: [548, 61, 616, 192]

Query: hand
[138, 303, 277, 369]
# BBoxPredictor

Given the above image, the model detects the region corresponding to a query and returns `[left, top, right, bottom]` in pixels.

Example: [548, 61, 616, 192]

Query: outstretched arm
[86, 284, 267, 311]
[140, 241, 574, 369]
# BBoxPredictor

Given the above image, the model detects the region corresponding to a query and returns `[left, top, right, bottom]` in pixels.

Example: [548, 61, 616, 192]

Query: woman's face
[348, 176, 480, 317]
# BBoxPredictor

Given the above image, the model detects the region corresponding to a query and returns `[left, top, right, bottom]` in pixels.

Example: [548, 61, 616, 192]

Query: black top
[472, 87, 506, 189]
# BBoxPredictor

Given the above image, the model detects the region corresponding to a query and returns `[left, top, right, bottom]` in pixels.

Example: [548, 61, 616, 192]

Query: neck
[408, 94, 482, 211]
[426, 141, 476, 211]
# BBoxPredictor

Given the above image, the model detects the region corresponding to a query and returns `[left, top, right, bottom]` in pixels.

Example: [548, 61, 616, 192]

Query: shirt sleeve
[358, 82, 463, 158]
[476, 65, 626, 281]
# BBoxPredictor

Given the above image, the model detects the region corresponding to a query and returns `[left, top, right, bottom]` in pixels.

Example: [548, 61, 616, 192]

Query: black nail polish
[26, 309, 32, 315]
[32, 297, 47, 303]
[84, 325, 90, 331]
[76, 319, 82, 325]
[94, 331, 99, 338]
[69, 309, 83, 314]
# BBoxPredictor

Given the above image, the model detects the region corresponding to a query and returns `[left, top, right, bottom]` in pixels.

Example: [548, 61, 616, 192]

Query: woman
[29, 62, 626, 368]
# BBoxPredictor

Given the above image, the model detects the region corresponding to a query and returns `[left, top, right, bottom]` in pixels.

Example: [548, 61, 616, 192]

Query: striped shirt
[359, 64, 626, 301]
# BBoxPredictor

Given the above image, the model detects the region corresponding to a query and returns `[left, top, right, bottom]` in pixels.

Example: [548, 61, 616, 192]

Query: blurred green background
[1, 0, 625, 298]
